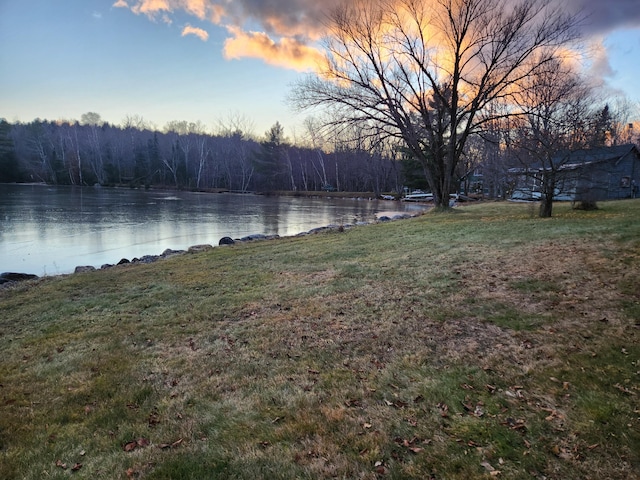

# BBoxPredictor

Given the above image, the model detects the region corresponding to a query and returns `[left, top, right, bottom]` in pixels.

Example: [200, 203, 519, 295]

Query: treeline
[0, 117, 403, 194]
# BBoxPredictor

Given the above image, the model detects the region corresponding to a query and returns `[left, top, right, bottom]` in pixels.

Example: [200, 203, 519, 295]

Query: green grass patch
[1, 199, 639, 479]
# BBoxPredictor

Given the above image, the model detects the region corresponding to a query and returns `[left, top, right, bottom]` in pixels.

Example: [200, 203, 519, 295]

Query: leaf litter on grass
[0, 201, 639, 479]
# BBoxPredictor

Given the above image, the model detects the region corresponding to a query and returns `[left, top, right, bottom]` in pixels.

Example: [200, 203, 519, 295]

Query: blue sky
[1, 0, 639, 138]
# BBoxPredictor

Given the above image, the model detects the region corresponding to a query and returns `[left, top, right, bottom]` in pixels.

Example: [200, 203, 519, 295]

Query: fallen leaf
[148, 410, 161, 427]
[71, 463, 82, 471]
[159, 438, 184, 449]
[136, 437, 150, 448]
[481, 461, 496, 472]
[55, 460, 67, 469]
[124, 438, 150, 452]
[124, 441, 137, 452]
[614, 383, 636, 395]
[461, 400, 474, 412]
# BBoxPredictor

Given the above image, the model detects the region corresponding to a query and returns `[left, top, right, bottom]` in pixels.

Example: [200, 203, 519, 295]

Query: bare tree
[605, 98, 639, 146]
[291, 0, 581, 208]
[80, 113, 106, 185]
[507, 57, 597, 216]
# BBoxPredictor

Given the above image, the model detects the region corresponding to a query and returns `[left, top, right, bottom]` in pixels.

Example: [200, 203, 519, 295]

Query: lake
[0, 184, 426, 276]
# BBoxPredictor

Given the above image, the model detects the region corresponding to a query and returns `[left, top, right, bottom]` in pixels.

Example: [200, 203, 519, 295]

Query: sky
[0, 0, 639, 138]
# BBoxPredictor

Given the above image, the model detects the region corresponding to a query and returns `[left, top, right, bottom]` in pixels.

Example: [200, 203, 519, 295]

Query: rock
[101, 264, 114, 269]
[137, 255, 159, 264]
[188, 244, 213, 253]
[307, 226, 329, 234]
[378, 215, 392, 222]
[161, 248, 185, 257]
[74, 266, 96, 273]
[161, 249, 174, 256]
[0, 272, 39, 284]
[218, 236, 235, 245]
[117, 258, 130, 265]
[240, 234, 268, 242]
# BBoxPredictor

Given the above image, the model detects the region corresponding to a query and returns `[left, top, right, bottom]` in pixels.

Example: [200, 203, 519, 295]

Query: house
[510, 144, 640, 202]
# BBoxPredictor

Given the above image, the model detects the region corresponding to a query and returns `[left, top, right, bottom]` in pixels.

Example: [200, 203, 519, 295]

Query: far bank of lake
[0, 184, 426, 276]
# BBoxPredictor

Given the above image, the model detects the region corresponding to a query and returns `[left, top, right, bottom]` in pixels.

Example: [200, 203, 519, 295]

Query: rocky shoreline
[1, 212, 416, 288]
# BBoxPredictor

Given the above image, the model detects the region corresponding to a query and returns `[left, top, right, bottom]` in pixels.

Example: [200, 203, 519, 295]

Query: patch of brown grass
[1, 201, 639, 479]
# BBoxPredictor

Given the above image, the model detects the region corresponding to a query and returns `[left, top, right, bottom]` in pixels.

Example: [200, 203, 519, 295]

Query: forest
[0, 115, 406, 195]
[1, 99, 637, 202]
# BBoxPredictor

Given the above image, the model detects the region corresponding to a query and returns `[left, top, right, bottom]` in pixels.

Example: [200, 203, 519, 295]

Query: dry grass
[1, 200, 639, 479]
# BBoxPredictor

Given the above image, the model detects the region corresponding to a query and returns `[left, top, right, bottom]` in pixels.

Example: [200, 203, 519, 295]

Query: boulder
[137, 255, 159, 264]
[74, 266, 96, 273]
[0, 272, 39, 284]
[117, 258, 130, 265]
[239, 234, 268, 242]
[189, 244, 214, 253]
[218, 237, 235, 246]
[161, 248, 185, 257]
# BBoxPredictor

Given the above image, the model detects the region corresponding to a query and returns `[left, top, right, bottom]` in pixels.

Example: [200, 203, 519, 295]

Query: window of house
[621, 176, 631, 188]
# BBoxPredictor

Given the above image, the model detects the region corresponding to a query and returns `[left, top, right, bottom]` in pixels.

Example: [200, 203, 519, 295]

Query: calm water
[0, 184, 425, 276]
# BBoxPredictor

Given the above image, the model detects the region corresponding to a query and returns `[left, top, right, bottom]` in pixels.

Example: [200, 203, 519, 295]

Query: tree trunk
[539, 197, 553, 218]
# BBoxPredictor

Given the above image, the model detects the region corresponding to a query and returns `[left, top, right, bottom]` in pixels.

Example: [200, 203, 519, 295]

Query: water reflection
[0, 184, 427, 276]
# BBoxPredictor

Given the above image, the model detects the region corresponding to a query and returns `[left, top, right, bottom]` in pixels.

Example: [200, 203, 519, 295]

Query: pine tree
[0, 119, 23, 182]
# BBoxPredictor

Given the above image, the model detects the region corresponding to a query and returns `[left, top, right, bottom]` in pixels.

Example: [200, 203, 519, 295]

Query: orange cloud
[114, 0, 638, 81]
[116, 0, 223, 22]
[223, 26, 325, 72]
[183, 0, 208, 20]
[182, 24, 209, 41]
[131, 0, 172, 17]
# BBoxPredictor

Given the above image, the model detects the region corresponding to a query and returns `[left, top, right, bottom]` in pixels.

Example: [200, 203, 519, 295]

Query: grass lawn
[1, 200, 638, 479]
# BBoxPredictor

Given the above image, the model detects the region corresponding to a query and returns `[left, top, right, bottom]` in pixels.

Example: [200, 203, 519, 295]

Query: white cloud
[182, 24, 209, 41]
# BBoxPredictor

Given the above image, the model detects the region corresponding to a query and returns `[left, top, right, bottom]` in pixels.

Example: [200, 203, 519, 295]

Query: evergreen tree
[591, 105, 612, 147]
[0, 119, 23, 182]
[252, 122, 288, 190]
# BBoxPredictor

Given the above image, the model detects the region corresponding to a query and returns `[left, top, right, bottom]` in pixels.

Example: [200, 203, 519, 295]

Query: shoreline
[0, 210, 425, 287]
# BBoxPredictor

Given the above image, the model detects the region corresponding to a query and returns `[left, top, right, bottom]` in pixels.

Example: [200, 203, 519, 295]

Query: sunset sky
[1, 0, 639, 138]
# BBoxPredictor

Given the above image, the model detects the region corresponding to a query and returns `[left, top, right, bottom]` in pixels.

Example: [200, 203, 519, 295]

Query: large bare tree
[507, 57, 596, 217]
[291, 0, 581, 208]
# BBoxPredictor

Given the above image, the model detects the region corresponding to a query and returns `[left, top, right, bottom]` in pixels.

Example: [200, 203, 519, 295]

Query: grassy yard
[1, 200, 638, 479]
